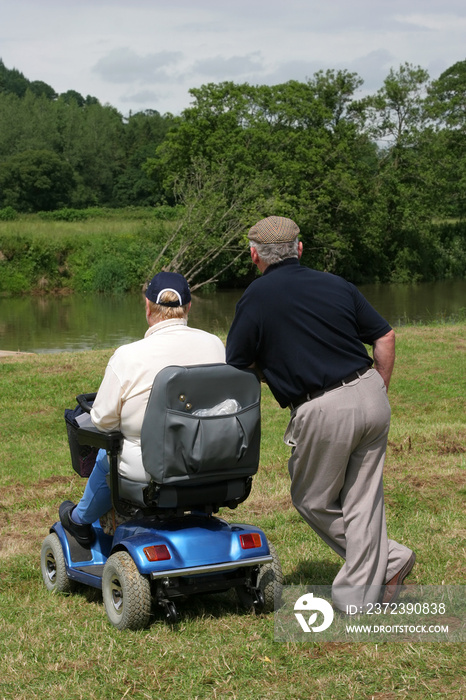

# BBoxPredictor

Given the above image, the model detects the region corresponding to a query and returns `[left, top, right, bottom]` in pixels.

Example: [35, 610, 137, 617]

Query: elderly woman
[60, 271, 225, 545]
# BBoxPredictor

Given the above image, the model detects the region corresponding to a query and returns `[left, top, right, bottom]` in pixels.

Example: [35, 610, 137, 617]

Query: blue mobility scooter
[40, 364, 283, 630]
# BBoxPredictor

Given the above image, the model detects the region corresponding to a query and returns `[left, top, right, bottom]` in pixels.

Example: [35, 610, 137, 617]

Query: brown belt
[289, 366, 372, 411]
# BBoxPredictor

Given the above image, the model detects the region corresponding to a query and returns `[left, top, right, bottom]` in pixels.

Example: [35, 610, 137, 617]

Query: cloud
[92, 47, 183, 84]
[220, 49, 395, 96]
[1, 0, 465, 116]
[344, 50, 396, 93]
[191, 53, 265, 79]
[120, 90, 161, 104]
[394, 12, 466, 31]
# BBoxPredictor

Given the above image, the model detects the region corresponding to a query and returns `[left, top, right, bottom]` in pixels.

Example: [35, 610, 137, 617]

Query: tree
[113, 109, 174, 206]
[29, 80, 57, 100]
[425, 60, 466, 219]
[361, 64, 440, 281]
[0, 149, 75, 211]
[147, 73, 377, 281]
[60, 89, 86, 107]
[55, 101, 126, 206]
[426, 59, 466, 129]
[144, 159, 262, 290]
[0, 90, 62, 157]
[363, 63, 430, 147]
[0, 59, 56, 100]
[0, 59, 30, 97]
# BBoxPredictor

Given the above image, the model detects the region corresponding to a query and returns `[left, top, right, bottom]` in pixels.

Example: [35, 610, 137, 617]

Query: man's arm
[226, 302, 258, 370]
[372, 329, 395, 391]
[90, 362, 122, 431]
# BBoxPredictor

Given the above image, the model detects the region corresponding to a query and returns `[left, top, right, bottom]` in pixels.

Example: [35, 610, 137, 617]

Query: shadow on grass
[57, 560, 341, 629]
[284, 559, 340, 586]
[68, 580, 269, 628]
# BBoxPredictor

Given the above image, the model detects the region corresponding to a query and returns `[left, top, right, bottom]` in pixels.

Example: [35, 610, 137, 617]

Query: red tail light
[144, 544, 171, 561]
[240, 533, 262, 549]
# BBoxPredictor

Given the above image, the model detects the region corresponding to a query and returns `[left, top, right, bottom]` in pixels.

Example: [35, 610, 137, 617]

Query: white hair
[147, 290, 189, 321]
[249, 239, 299, 266]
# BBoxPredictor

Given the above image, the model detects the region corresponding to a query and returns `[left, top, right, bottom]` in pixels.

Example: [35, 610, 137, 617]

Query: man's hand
[248, 362, 266, 382]
[373, 329, 395, 390]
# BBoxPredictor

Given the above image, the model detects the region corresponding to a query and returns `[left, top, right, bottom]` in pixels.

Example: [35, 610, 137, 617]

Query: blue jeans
[73, 449, 112, 525]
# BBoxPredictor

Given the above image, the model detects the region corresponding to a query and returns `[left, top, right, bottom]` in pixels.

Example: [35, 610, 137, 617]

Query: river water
[0, 279, 465, 354]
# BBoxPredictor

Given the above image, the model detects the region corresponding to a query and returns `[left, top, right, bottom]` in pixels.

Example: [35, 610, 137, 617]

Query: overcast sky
[1, 0, 465, 116]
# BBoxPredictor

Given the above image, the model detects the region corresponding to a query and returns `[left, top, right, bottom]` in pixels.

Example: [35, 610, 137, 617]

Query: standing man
[226, 216, 415, 610]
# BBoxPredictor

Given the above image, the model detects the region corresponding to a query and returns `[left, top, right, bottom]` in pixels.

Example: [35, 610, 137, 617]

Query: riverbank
[0, 350, 36, 356]
[2, 281, 466, 355]
[1, 211, 466, 297]
[0, 213, 173, 296]
[1, 323, 464, 697]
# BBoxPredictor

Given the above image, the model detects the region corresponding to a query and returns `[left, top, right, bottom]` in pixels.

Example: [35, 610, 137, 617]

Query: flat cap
[247, 216, 300, 244]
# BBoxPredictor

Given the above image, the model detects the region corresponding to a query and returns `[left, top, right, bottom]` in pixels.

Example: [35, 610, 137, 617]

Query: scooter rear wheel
[237, 542, 283, 613]
[102, 551, 151, 630]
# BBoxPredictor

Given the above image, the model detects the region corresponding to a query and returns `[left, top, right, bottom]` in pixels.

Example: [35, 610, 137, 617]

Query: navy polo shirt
[226, 259, 392, 408]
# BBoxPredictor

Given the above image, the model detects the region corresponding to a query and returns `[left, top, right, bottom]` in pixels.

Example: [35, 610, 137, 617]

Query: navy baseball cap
[145, 272, 191, 307]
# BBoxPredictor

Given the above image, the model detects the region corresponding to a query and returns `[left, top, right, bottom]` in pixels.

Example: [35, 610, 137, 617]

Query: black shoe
[59, 501, 95, 546]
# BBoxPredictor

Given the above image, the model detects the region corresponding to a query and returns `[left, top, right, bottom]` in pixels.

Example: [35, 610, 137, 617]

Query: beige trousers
[285, 368, 413, 609]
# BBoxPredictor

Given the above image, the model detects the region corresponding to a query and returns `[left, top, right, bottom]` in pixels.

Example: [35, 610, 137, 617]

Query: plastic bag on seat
[193, 399, 241, 417]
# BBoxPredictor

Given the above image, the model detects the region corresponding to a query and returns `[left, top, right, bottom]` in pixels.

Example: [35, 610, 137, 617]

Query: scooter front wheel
[41, 533, 73, 593]
[102, 551, 151, 631]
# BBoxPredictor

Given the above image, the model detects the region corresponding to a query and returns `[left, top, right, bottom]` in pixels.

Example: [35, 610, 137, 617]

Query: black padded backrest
[140, 364, 261, 486]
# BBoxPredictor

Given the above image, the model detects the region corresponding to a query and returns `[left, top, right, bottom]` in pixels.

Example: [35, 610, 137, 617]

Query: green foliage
[0, 211, 464, 296]
[429, 220, 466, 278]
[151, 67, 466, 284]
[0, 219, 171, 294]
[34, 205, 184, 222]
[38, 207, 89, 222]
[0, 58, 48, 98]
[0, 205, 18, 220]
[151, 73, 383, 280]
[0, 149, 74, 212]
[144, 158, 264, 289]
[151, 203, 184, 220]
[426, 59, 466, 128]
[0, 58, 465, 285]
[90, 258, 133, 293]
[0, 265, 30, 294]
[0, 77, 176, 211]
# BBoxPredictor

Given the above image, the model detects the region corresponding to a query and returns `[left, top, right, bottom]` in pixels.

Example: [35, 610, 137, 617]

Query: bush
[91, 258, 133, 293]
[38, 208, 89, 222]
[0, 265, 31, 294]
[0, 206, 18, 221]
[65, 227, 164, 294]
[152, 204, 185, 220]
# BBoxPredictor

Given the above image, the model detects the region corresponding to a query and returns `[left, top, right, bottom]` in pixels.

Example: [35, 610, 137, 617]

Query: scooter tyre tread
[102, 551, 152, 631]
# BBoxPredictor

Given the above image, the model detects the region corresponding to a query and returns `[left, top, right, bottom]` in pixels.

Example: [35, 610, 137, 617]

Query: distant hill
[0, 58, 99, 105]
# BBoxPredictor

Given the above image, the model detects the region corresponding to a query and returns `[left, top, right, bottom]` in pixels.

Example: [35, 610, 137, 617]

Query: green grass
[0, 216, 153, 239]
[0, 324, 465, 699]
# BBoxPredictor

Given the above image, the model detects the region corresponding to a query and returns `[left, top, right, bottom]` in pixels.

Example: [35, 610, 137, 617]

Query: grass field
[0, 216, 147, 239]
[0, 324, 465, 699]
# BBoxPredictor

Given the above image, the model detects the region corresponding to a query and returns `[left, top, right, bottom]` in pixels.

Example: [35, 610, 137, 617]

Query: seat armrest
[77, 426, 131, 515]
[77, 425, 123, 452]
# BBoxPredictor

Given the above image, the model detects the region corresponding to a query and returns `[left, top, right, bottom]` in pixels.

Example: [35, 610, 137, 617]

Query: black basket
[65, 397, 98, 478]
